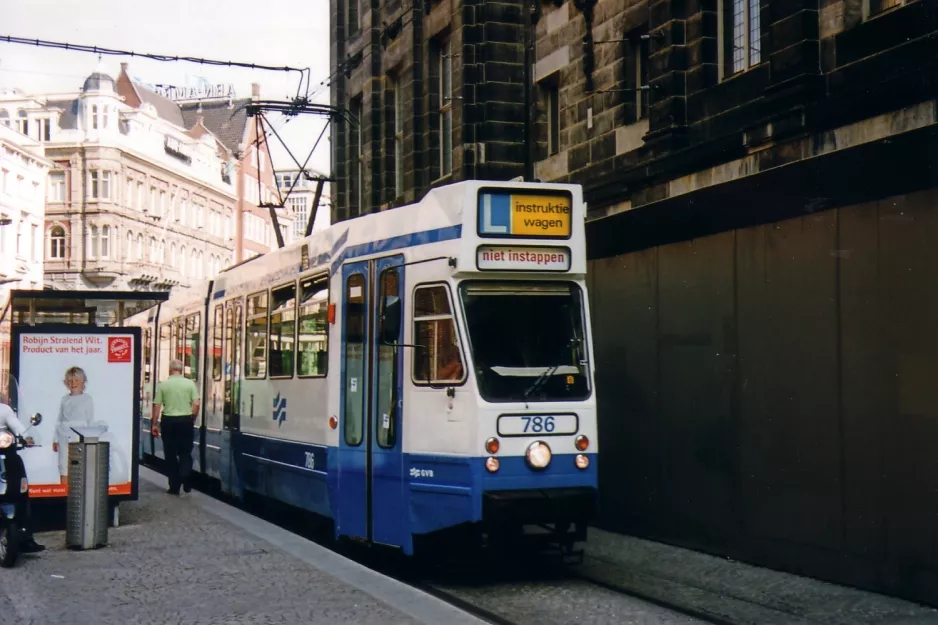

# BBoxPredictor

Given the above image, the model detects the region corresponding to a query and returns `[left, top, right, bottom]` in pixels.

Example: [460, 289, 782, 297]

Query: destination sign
[477, 245, 571, 272]
[478, 191, 572, 238]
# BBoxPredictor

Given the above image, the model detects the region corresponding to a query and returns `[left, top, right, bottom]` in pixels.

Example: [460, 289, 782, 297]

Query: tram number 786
[522, 416, 555, 433]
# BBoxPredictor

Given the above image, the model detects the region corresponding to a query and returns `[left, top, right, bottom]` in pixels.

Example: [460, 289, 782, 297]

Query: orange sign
[29, 482, 132, 498]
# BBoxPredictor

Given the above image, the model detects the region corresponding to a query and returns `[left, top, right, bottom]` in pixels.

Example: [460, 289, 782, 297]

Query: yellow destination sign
[478, 191, 573, 238]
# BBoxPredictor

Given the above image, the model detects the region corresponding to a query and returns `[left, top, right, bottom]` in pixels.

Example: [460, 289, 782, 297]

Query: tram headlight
[0, 431, 13, 449]
[575, 454, 590, 470]
[485, 437, 499, 454]
[485, 457, 500, 473]
[575, 435, 589, 451]
[525, 441, 552, 470]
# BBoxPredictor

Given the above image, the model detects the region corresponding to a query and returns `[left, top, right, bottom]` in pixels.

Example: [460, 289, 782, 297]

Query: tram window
[377, 268, 400, 448]
[174, 317, 185, 363]
[269, 284, 296, 378]
[344, 273, 366, 446]
[413, 284, 465, 385]
[298, 275, 329, 377]
[143, 328, 152, 385]
[158, 322, 172, 381]
[212, 305, 223, 381]
[185, 313, 200, 382]
[245, 291, 268, 379]
[223, 305, 234, 429]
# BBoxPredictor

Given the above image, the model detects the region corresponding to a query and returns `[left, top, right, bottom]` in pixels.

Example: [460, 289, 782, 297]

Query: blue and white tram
[127, 179, 598, 554]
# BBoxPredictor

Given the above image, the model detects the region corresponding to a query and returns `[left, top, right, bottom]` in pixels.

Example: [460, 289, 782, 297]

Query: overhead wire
[0, 34, 312, 100]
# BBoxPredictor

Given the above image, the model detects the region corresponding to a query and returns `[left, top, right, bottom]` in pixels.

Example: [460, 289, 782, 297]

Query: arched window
[125, 231, 133, 260]
[190, 249, 198, 279]
[88, 225, 99, 258]
[49, 226, 66, 259]
[170, 242, 177, 267]
[179, 246, 187, 276]
[136, 233, 143, 260]
[100, 225, 110, 258]
[15, 109, 28, 135]
[197, 250, 204, 279]
[160, 238, 165, 264]
[149, 237, 156, 262]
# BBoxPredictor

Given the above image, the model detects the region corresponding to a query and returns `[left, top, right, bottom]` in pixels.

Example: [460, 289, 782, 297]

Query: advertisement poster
[14, 330, 137, 498]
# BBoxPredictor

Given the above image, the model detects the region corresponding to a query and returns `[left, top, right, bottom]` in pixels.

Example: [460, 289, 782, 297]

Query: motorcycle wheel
[0, 522, 20, 568]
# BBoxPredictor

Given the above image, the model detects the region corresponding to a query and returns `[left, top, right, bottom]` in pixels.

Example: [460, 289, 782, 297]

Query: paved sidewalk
[0, 467, 484, 625]
[582, 528, 938, 625]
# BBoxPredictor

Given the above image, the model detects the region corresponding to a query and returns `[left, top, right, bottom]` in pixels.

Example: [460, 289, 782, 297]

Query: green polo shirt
[154, 374, 200, 417]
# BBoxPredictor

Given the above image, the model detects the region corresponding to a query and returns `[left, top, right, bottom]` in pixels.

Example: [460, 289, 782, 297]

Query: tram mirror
[30, 413, 42, 426]
[380, 296, 401, 344]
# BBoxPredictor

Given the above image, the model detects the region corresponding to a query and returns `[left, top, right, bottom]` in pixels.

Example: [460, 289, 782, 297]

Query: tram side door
[221, 300, 243, 494]
[337, 255, 406, 548]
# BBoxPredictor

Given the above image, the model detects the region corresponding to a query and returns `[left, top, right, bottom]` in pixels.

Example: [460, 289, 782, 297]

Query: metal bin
[66, 427, 109, 549]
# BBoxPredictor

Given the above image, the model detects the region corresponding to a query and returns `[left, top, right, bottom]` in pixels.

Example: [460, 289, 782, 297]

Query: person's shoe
[21, 538, 45, 553]
[166, 488, 179, 496]
[183, 484, 192, 493]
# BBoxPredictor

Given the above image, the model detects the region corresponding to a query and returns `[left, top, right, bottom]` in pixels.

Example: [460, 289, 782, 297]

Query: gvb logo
[409, 468, 434, 479]
[272, 393, 287, 427]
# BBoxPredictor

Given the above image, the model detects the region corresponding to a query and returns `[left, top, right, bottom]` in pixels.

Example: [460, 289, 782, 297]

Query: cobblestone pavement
[582, 528, 938, 624]
[0, 480, 432, 625]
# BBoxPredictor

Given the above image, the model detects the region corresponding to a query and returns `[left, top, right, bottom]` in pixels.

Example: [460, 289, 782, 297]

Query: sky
[0, 0, 332, 179]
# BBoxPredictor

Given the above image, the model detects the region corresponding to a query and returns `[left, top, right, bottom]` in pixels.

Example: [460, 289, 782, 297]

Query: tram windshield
[459, 281, 590, 402]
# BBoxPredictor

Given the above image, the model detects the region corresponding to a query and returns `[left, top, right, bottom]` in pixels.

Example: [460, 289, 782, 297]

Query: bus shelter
[0, 290, 167, 502]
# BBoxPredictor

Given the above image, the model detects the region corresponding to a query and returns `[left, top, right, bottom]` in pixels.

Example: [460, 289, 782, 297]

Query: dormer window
[16, 110, 28, 135]
[91, 105, 99, 130]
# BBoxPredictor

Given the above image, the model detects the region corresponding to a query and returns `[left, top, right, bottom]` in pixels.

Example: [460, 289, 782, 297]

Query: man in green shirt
[152, 359, 200, 495]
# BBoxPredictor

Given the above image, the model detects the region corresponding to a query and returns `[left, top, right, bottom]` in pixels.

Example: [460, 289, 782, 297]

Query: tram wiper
[523, 364, 559, 400]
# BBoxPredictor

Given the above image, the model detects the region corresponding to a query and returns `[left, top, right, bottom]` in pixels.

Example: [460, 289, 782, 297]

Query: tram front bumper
[482, 486, 595, 531]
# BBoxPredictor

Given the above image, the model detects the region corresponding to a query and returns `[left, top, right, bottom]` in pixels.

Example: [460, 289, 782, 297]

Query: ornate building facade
[0, 62, 292, 292]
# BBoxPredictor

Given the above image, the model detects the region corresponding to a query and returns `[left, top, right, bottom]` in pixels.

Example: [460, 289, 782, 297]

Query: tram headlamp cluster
[525, 441, 552, 470]
[575, 435, 589, 451]
[485, 457, 500, 472]
[485, 437, 499, 454]
[575, 454, 590, 470]
[0, 431, 13, 449]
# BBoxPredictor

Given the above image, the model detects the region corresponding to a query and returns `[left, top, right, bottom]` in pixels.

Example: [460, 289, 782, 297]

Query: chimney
[251, 83, 260, 100]
[120, 62, 129, 74]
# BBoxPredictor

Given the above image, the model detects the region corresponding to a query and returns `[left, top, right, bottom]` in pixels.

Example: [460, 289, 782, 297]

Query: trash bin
[66, 426, 109, 550]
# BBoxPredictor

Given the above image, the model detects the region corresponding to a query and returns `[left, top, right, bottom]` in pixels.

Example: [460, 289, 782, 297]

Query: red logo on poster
[108, 337, 132, 363]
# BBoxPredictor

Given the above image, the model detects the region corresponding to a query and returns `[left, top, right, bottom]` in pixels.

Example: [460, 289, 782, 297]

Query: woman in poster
[52, 366, 95, 485]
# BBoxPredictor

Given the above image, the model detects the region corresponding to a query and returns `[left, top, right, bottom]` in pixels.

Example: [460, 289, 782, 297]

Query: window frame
[268, 281, 298, 380]
[297, 272, 330, 379]
[436, 35, 454, 179]
[410, 281, 467, 387]
[212, 305, 223, 381]
[719, 0, 762, 79]
[184, 312, 201, 382]
[244, 289, 269, 380]
[49, 226, 66, 259]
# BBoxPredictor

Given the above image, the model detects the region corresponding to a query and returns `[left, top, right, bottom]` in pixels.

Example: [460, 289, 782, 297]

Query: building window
[31, 224, 38, 262]
[102, 106, 109, 129]
[125, 231, 133, 260]
[0, 110, 8, 127]
[49, 226, 66, 259]
[49, 172, 65, 202]
[89, 171, 110, 199]
[349, 96, 364, 216]
[539, 76, 560, 156]
[347, 0, 361, 36]
[91, 105, 98, 130]
[434, 36, 454, 178]
[100, 225, 110, 258]
[37, 119, 51, 142]
[634, 36, 650, 121]
[392, 76, 404, 198]
[88, 225, 99, 258]
[723, 0, 761, 76]
[15, 110, 28, 135]
[868, 0, 904, 14]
